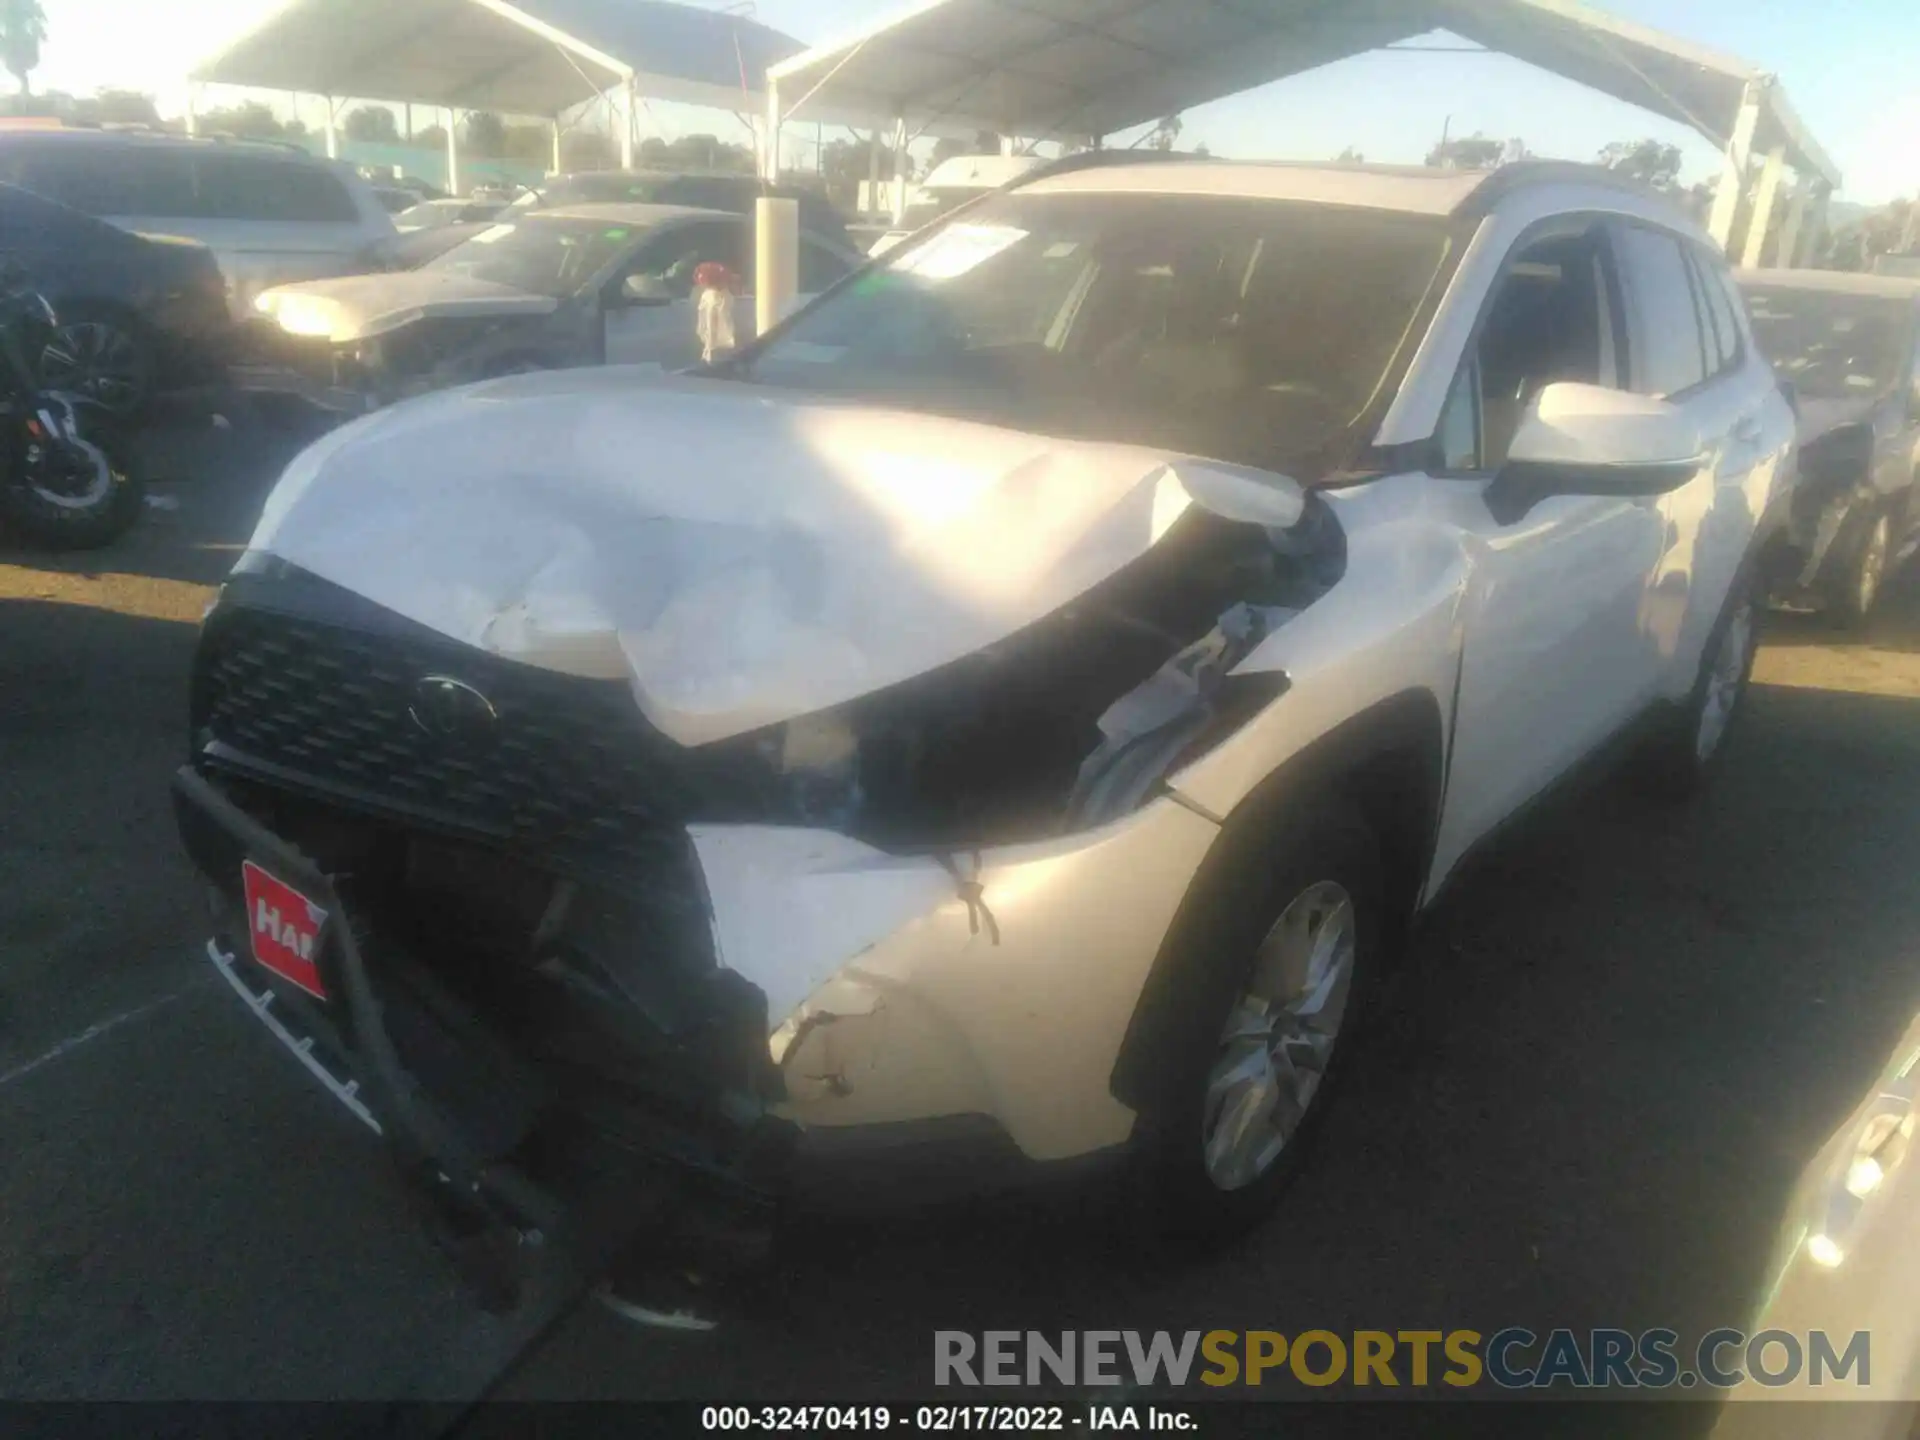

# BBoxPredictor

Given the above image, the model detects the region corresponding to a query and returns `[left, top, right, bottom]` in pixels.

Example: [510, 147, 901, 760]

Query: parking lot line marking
[0, 980, 206, 1090]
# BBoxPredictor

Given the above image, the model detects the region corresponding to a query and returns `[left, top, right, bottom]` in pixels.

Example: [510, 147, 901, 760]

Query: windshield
[424, 216, 641, 298]
[745, 192, 1450, 472]
[1741, 285, 1916, 400]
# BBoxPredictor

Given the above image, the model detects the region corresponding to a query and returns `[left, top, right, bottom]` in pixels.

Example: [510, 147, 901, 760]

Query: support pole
[756, 196, 799, 338]
[405, 103, 413, 143]
[1706, 79, 1763, 254]
[551, 118, 563, 175]
[867, 128, 882, 216]
[890, 111, 908, 225]
[620, 77, 636, 169]
[758, 81, 782, 183]
[324, 96, 339, 160]
[1000, 133, 1015, 156]
[445, 107, 460, 195]
[185, 82, 199, 137]
[1774, 179, 1812, 273]
[1741, 144, 1787, 269]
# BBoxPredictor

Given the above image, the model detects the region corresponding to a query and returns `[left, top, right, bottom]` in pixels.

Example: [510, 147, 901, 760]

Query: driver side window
[620, 220, 748, 301]
[1438, 224, 1622, 472]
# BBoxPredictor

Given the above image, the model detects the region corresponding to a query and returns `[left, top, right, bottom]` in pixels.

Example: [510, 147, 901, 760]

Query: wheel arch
[1109, 687, 1445, 1114]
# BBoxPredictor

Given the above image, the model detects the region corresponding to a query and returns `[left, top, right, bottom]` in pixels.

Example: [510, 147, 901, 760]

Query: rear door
[186, 152, 385, 307]
[1610, 224, 1787, 686]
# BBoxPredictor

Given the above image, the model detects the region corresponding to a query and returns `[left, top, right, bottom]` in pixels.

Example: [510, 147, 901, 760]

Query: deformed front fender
[688, 797, 1221, 1162]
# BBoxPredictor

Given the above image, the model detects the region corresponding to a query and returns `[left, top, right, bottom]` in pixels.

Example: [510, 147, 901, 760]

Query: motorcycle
[0, 262, 143, 549]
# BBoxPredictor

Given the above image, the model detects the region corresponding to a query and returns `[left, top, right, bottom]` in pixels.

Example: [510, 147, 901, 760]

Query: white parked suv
[173, 157, 1795, 1306]
[0, 128, 397, 317]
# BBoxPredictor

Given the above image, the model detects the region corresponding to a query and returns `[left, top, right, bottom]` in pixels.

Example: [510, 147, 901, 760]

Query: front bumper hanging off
[171, 765, 788, 1313]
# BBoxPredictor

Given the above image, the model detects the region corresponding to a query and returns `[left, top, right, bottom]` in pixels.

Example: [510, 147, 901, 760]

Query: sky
[27, 0, 1920, 204]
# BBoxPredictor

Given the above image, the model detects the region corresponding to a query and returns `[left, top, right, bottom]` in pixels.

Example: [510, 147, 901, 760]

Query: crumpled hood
[249, 370, 1304, 746]
[254, 270, 558, 344]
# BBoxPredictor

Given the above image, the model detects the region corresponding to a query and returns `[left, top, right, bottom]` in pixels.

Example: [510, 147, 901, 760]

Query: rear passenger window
[16, 144, 196, 217]
[1613, 225, 1709, 397]
[1700, 252, 1746, 374]
[195, 155, 358, 223]
[1687, 246, 1741, 376]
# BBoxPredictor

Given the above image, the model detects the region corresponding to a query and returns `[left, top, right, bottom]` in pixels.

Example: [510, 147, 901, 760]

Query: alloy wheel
[1201, 880, 1355, 1191]
[41, 321, 145, 413]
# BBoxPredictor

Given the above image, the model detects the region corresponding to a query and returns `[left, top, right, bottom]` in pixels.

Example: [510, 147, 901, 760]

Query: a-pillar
[1706, 78, 1763, 254]
[1741, 144, 1787, 269]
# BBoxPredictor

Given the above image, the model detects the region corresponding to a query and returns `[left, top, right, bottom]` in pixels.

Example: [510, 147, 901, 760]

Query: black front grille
[195, 591, 712, 882]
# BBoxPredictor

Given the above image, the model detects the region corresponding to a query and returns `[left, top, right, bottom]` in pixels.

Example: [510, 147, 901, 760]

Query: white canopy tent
[190, 0, 831, 188]
[766, 0, 1841, 268]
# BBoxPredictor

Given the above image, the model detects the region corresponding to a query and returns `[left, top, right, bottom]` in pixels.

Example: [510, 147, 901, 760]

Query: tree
[1335, 146, 1365, 164]
[1425, 132, 1506, 170]
[929, 136, 970, 169]
[500, 122, 551, 164]
[415, 123, 448, 153]
[464, 110, 507, 157]
[93, 89, 159, 126]
[1146, 113, 1183, 152]
[200, 100, 291, 141]
[560, 129, 613, 171]
[1, 0, 45, 96]
[344, 105, 399, 144]
[1598, 137, 1682, 191]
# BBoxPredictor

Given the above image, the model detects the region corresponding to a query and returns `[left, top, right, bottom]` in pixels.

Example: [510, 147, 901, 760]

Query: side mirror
[620, 273, 673, 306]
[1486, 382, 1704, 524]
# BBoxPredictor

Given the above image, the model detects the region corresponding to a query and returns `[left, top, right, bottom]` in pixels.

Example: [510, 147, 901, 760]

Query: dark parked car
[1739, 268, 1920, 625]
[242, 202, 859, 412]
[0, 181, 230, 413]
[384, 173, 855, 273]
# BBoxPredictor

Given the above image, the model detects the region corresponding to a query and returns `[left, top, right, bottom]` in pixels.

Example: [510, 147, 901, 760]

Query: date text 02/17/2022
[699, 1405, 1198, 1431]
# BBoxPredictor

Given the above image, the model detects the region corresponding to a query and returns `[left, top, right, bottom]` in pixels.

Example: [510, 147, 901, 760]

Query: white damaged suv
[174, 157, 1795, 1303]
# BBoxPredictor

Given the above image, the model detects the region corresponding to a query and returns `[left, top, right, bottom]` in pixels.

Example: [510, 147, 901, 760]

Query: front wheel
[0, 407, 144, 550]
[1125, 796, 1382, 1243]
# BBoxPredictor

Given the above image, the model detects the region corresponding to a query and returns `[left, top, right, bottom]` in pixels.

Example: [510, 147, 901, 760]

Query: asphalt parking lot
[4, 412, 1920, 1425]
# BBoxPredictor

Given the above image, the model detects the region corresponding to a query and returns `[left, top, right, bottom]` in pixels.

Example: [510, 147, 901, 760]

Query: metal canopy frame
[191, 0, 818, 187]
[765, 0, 1841, 265]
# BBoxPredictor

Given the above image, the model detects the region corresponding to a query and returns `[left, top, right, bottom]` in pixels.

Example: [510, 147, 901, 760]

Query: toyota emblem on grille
[409, 675, 498, 745]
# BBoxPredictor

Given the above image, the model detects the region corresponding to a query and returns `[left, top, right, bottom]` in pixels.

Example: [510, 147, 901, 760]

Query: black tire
[1124, 794, 1383, 1245]
[0, 411, 144, 550]
[39, 304, 155, 418]
[1828, 505, 1892, 631]
[1637, 569, 1760, 802]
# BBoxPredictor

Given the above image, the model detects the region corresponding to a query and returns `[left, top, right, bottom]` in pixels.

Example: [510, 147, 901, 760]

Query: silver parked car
[0, 128, 397, 318]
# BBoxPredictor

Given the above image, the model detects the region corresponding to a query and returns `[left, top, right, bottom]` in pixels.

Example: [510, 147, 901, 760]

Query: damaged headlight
[761, 711, 865, 830]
